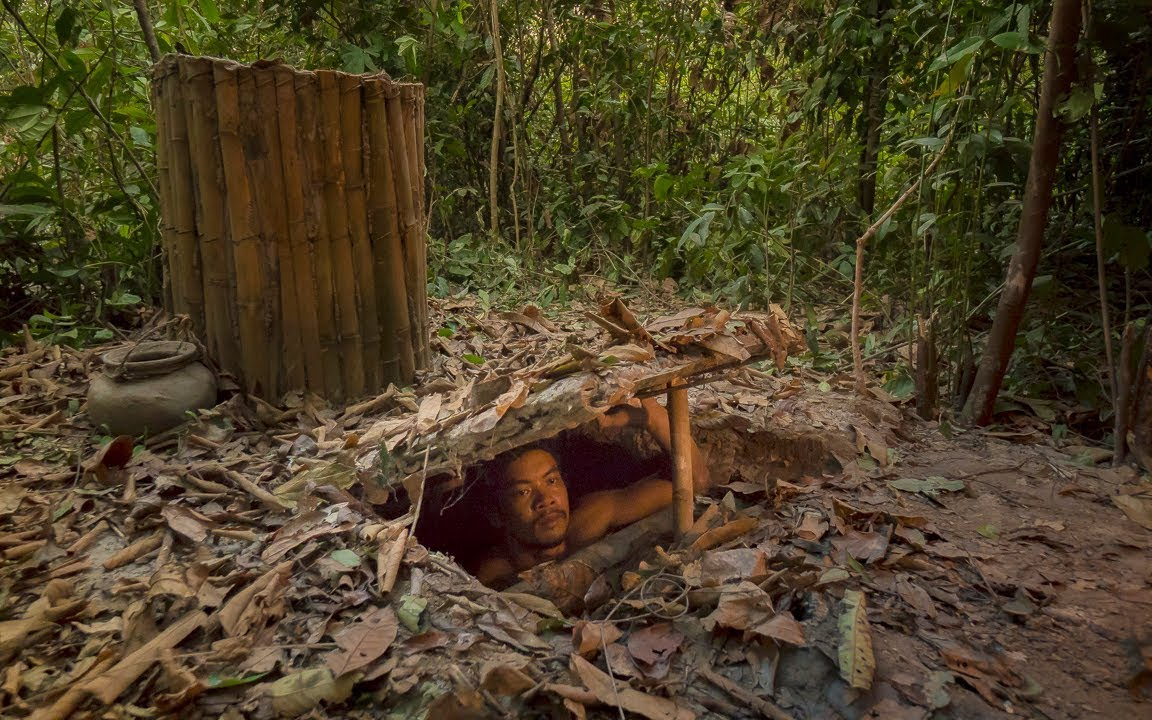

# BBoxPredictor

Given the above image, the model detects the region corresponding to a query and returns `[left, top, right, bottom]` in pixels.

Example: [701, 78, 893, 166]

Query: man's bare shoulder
[475, 555, 516, 587]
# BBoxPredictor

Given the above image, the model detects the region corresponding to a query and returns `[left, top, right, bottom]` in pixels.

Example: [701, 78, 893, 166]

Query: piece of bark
[508, 512, 674, 614]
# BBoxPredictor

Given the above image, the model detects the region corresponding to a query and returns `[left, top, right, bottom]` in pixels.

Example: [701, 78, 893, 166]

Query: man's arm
[567, 477, 672, 549]
[474, 555, 516, 587]
[599, 397, 710, 491]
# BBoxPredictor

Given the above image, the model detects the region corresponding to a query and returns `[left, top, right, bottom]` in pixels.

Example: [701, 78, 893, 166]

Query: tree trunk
[961, 0, 1082, 425]
[857, 0, 892, 219]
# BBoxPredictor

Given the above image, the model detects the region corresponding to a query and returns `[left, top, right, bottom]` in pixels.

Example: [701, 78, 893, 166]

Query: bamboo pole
[400, 84, 429, 368]
[250, 66, 301, 392]
[214, 61, 269, 395]
[236, 67, 282, 394]
[667, 378, 694, 540]
[295, 71, 343, 398]
[364, 77, 415, 385]
[319, 70, 366, 399]
[385, 85, 425, 373]
[274, 64, 324, 394]
[149, 69, 177, 317]
[164, 72, 206, 333]
[178, 56, 240, 374]
[340, 74, 382, 392]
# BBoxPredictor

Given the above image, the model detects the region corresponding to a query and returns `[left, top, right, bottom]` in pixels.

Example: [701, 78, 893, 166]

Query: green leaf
[107, 291, 142, 307]
[915, 213, 939, 236]
[198, 0, 221, 23]
[462, 353, 485, 365]
[887, 476, 966, 497]
[929, 36, 983, 72]
[340, 44, 375, 73]
[55, 6, 82, 47]
[1102, 216, 1150, 271]
[654, 174, 675, 200]
[397, 594, 428, 633]
[1056, 86, 1094, 122]
[881, 373, 914, 399]
[329, 549, 361, 567]
[129, 126, 151, 147]
[0, 204, 54, 218]
[52, 498, 74, 521]
[933, 54, 973, 97]
[207, 672, 269, 689]
[976, 524, 999, 539]
[990, 31, 1041, 53]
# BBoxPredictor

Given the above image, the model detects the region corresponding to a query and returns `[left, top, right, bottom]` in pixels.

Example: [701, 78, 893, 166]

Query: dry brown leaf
[414, 393, 444, 433]
[493, 380, 531, 418]
[325, 606, 399, 676]
[161, 504, 215, 543]
[87, 435, 134, 472]
[0, 485, 26, 516]
[853, 424, 888, 466]
[265, 667, 356, 717]
[838, 589, 875, 691]
[219, 562, 292, 637]
[601, 344, 656, 363]
[699, 333, 751, 361]
[695, 549, 770, 587]
[82, 609, 207, 704]
[480, 663, 535, 696]
[751, 612, 806, 646]
[840, 529, 890, 563]
[796, 510, 829, 541]
[894, 574, 937, 618]
[499, 591, 565, 620]
[572, 620, 623, 659]
[147, 564, 196, 600]
[261, 511, 352, 564]
[426, 688, 487, 720]
[702, 582, 774, 632]
[627, 622, 684, 680]
[1112, 494, 1152, 530]
[605, 643, 641, 679]
[570, 654, 695, 720]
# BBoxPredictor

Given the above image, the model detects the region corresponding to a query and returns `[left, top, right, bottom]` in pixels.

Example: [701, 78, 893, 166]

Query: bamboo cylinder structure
[152, 56, 428, 401]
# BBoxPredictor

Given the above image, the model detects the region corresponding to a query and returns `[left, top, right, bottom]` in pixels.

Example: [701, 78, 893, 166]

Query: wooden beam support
[667, 377, 693, 540]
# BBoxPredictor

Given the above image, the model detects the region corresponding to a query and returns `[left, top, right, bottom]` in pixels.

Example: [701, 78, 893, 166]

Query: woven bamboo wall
[151, 55, 429, 401]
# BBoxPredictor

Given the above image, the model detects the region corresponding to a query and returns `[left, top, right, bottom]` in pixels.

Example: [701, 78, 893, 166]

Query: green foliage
[1, 0, 1149, 431]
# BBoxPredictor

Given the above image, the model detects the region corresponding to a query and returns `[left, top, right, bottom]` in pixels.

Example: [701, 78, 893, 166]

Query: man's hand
[595, 398, 662, 433]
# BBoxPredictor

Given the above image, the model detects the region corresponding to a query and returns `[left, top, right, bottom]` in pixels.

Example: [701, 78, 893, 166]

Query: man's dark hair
[480, 440, 563, 496]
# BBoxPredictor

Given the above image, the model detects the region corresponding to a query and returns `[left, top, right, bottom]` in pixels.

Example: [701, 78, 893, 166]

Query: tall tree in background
[962, 0, 1083, 426]
[857, 0, 893, 220]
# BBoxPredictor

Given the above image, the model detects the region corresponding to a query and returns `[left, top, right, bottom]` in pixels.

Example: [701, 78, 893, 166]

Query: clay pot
[87, 341, 217, 437]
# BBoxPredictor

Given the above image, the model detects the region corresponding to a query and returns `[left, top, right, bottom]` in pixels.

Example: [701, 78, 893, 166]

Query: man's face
[497, 449, 570, 549]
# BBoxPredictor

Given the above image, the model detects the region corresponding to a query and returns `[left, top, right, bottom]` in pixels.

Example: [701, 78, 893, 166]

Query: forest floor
[0, 291, 1150, 720]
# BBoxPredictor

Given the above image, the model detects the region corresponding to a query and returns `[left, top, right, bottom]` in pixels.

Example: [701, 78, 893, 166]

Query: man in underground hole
[475, 397, 709, 588]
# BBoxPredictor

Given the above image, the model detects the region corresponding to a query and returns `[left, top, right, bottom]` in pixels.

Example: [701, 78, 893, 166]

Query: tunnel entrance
[413, 417, 844, 586]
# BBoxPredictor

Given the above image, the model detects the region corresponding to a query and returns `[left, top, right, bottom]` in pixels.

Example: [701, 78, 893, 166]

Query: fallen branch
[507, 512, 673, 614]
[698, 667, 795, 720]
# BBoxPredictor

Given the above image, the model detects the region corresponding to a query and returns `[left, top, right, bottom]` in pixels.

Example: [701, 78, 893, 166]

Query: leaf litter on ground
[0, 291, 1148, 719]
